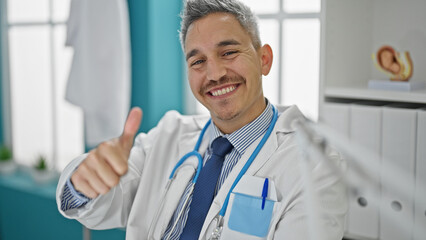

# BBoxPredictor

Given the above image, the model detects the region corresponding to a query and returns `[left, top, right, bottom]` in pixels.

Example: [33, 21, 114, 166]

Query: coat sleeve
[272, 148, 348, 240]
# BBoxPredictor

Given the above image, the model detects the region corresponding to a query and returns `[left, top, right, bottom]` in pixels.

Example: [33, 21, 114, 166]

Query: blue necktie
[180, 136, 234, 240]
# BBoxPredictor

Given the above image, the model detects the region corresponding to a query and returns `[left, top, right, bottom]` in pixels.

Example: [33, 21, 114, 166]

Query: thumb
[119, 107, 143, 152]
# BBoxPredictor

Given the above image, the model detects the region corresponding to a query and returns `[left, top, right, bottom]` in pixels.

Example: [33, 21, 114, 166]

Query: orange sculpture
[373, 45, 413, 81]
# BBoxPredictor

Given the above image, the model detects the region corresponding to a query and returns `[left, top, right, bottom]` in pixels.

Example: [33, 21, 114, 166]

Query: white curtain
[65, 0, 131, 147]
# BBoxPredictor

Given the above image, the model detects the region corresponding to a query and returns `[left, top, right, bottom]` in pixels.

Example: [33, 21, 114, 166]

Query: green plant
[35, 155, 47, 170]
[0, 146, 12, 162]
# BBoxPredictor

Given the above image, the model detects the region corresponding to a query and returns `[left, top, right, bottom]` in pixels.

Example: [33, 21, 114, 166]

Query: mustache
[200, 75, 245, 93]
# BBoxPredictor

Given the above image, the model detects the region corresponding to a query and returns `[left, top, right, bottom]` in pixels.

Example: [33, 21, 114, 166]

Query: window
[192, 0, 321, 120]
[1, 0, 84, 171]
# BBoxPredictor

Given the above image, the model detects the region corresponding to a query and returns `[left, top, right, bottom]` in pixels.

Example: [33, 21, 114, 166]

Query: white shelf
[324, 86, 426, 104]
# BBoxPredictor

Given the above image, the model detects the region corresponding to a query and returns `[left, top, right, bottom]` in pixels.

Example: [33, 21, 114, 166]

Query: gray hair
[180, 0, 261, 49]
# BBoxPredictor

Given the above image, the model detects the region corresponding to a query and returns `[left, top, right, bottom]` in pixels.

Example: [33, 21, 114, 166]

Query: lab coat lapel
[177, 115, 210, 169]
[179, 116, 210, 159]
[151, 117, 209, 239]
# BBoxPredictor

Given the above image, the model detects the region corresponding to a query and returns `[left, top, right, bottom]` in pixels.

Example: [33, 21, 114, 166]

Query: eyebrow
[185, 39, 241, 61]
[186, 49, 199, 61]
[217, 39, 241, 47]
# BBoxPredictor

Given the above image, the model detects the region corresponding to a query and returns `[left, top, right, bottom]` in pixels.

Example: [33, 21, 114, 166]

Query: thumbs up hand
[71, 107, 143, 199]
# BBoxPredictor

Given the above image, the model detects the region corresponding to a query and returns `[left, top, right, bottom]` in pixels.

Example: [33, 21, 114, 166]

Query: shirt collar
[208, 100, 274, 155]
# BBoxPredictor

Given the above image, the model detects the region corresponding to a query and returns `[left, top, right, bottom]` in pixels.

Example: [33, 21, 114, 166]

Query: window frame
[1, 0, 79, 170]
[256, 1, 321, 104]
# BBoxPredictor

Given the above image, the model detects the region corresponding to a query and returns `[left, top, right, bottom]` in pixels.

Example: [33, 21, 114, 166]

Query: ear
[260, 44, 273, 76]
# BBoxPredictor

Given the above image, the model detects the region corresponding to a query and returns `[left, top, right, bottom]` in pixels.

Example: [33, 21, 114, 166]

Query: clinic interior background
[0, 0, 321, 171]
[2, 1, 426, 240]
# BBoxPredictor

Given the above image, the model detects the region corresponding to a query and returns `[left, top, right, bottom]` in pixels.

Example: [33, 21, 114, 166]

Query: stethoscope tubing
[168, 120, 211, 183]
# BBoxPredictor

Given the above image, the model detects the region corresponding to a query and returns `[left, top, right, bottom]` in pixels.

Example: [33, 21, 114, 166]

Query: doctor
[56, 0, 347, 239]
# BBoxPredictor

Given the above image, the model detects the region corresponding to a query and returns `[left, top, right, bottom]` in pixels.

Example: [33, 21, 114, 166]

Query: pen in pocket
[262, 178, 268, 210]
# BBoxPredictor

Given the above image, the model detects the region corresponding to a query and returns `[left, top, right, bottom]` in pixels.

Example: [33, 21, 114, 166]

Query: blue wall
[0, 170, 126, 240]
[0, 173, 83, 240]
[128, 0, 184, 133]
[0, 15, 3, 146]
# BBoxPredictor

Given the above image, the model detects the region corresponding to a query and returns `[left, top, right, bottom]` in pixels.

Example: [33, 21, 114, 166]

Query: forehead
[184, 12, 251, 52]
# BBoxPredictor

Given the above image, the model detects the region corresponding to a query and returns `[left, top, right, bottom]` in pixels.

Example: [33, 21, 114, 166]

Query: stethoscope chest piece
[208, 215, 224, 240]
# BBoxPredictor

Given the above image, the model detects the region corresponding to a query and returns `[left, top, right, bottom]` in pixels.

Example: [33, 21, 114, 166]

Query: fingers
[71, 174, 98, 199]
[71, 143, 128, 198]
[120, 107, 143, 153]
[96, 141, 128, 176]
[71, 162, 106, 199]
[70, 107, 142, 198]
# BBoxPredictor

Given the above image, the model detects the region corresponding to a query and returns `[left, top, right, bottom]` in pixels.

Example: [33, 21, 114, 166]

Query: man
[57, 0, 347, 239]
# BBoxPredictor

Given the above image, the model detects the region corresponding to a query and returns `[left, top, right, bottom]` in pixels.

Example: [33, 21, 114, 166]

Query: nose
[206, 58, 226, 81]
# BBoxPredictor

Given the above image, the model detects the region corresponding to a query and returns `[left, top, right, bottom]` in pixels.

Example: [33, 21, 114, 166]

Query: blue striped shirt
[61, 178, 91, 210]
[61, 102, 273, 239]
[162, 102, 273, 239]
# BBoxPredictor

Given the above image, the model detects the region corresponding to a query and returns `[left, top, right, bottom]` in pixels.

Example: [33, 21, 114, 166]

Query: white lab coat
[65, 0, 131, 147]
[56, 105, 347, 240]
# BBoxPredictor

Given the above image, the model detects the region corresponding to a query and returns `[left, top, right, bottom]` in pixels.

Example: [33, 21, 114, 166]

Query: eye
[191, 59, 205, 67]
[223, 50, 238, 57]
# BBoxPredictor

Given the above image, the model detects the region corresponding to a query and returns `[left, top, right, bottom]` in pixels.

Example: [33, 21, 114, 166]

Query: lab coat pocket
[228, 193, 274, 237]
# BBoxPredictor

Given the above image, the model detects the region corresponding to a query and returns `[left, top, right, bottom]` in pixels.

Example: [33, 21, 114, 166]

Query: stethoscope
[163, 106, 278, 239]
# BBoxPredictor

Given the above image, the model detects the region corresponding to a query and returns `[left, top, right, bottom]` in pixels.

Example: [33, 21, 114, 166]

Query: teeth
[211, 86, 236, 97]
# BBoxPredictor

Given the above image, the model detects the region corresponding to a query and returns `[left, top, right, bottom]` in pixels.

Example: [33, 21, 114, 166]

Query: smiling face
[184, 12, 273, 133]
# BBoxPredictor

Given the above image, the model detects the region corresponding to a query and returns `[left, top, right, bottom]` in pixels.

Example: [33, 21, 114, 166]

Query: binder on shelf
[346, 103, 383, 239]
[319, 102, 351, 235]
[414, 108, 426, 240]
[380, 105, 417, 240]
[319, 102, 350, 137]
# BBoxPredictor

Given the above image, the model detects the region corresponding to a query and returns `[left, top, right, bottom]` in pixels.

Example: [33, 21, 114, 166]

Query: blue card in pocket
[228, 192, 274, 237]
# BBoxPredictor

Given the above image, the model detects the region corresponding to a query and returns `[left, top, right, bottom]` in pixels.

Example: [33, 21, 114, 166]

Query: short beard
[215, 109, 240, 121]
[210, 98, 241, 121]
